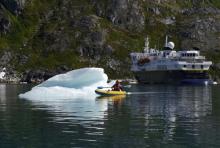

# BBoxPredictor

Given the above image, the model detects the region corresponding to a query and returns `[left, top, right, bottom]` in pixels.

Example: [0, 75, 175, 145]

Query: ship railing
[197, 56, 205, 59]
[170, 57, 207, 62]
[177, 56, 206, 60]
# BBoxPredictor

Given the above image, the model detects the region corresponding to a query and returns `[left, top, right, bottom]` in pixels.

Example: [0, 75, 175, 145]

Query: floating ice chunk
[38, 68, 108, 88]
[19, 68, 110, 100]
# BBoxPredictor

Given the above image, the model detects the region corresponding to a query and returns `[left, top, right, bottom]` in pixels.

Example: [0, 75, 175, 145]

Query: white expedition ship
[130, 37, 215, 85]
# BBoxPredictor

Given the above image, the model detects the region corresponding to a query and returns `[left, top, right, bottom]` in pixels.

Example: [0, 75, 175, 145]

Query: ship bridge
[177, 50, 205, 60]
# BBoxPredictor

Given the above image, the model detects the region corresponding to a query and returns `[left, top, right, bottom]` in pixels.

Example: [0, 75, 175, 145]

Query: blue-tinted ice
[19, 68, 110, 100]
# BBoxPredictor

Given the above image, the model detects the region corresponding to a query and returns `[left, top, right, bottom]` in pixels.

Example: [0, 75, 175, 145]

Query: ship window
[192, 65, 195, 69]
[183, 65, 186, 68]
[201, 65, 204, 69]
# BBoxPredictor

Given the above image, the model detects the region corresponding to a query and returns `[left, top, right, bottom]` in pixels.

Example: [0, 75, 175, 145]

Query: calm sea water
[0, 84, 220, 148]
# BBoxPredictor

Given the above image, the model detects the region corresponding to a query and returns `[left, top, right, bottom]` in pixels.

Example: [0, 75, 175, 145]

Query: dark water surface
[0, 84, 220, 148]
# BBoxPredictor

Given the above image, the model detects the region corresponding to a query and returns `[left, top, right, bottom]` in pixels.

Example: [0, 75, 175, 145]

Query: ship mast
[165, 35, 168, 47]
[144, 36, 149, 53]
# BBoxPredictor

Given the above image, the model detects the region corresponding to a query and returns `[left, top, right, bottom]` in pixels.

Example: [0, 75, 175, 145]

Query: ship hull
[134, 70, 211, 85]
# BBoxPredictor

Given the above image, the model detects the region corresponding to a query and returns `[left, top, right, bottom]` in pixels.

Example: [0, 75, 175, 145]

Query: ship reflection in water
[100, 85, 214, 147]
[127, 85, 212, 118]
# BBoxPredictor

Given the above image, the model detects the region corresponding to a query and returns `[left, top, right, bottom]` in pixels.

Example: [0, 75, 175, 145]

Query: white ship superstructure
[130, 38, 213, 84]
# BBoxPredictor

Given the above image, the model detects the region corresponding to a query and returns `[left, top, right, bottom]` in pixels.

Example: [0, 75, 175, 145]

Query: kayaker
[112, 80, 123, 91]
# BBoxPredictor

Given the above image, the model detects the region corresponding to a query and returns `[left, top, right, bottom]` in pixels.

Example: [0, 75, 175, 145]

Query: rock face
[106, 0, 145, 32]
[0, 0, 26, 33]
[1, 0, 220, 82]
[180, 17, 220, 51]
[21, 65, 71, 83]
[0, 12, 10, 34]
[0, 0, 25, 15]
[94, 0, 145, 32]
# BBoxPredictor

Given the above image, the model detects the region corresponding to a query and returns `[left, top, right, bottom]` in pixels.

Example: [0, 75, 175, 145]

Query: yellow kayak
[97, 95, 126, 100]
[95, 89, 126, 96]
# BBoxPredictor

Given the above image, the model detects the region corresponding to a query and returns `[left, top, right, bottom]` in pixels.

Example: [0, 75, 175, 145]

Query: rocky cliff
[1, 0, 220, 82]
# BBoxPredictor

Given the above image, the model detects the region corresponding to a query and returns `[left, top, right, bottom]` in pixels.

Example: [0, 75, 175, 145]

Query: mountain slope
[1, 0, 220, 82]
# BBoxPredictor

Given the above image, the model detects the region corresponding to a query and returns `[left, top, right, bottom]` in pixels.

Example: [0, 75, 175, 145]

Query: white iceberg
[19, 67, 111, 100]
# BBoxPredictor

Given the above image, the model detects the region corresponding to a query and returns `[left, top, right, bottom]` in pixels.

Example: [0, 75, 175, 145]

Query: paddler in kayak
[95, 80, 126, 95]
[112, 80, 123, 91]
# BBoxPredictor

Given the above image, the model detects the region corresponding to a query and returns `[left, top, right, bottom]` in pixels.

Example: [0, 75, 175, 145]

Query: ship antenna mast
[165, 35, 168, 47]
[144, 36, 149, 53]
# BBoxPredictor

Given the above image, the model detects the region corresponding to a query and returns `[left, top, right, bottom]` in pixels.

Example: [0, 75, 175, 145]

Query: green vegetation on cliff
[0, 0, 220, 79]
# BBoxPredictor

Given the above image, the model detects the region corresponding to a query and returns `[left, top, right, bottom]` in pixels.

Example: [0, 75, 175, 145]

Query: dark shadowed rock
[21, 65, 71, 83]
[0, 15, 10, 34]
[0, 0, 26, 15]
[0, 51, 13, 67]
[179, 17, 220, 51]
[78, 15, 99, 31]
[104, 45, 114, 55]
[78, 29, 107, 59]
[106, 0, 145, 32]
[182, 7, 220, 16]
